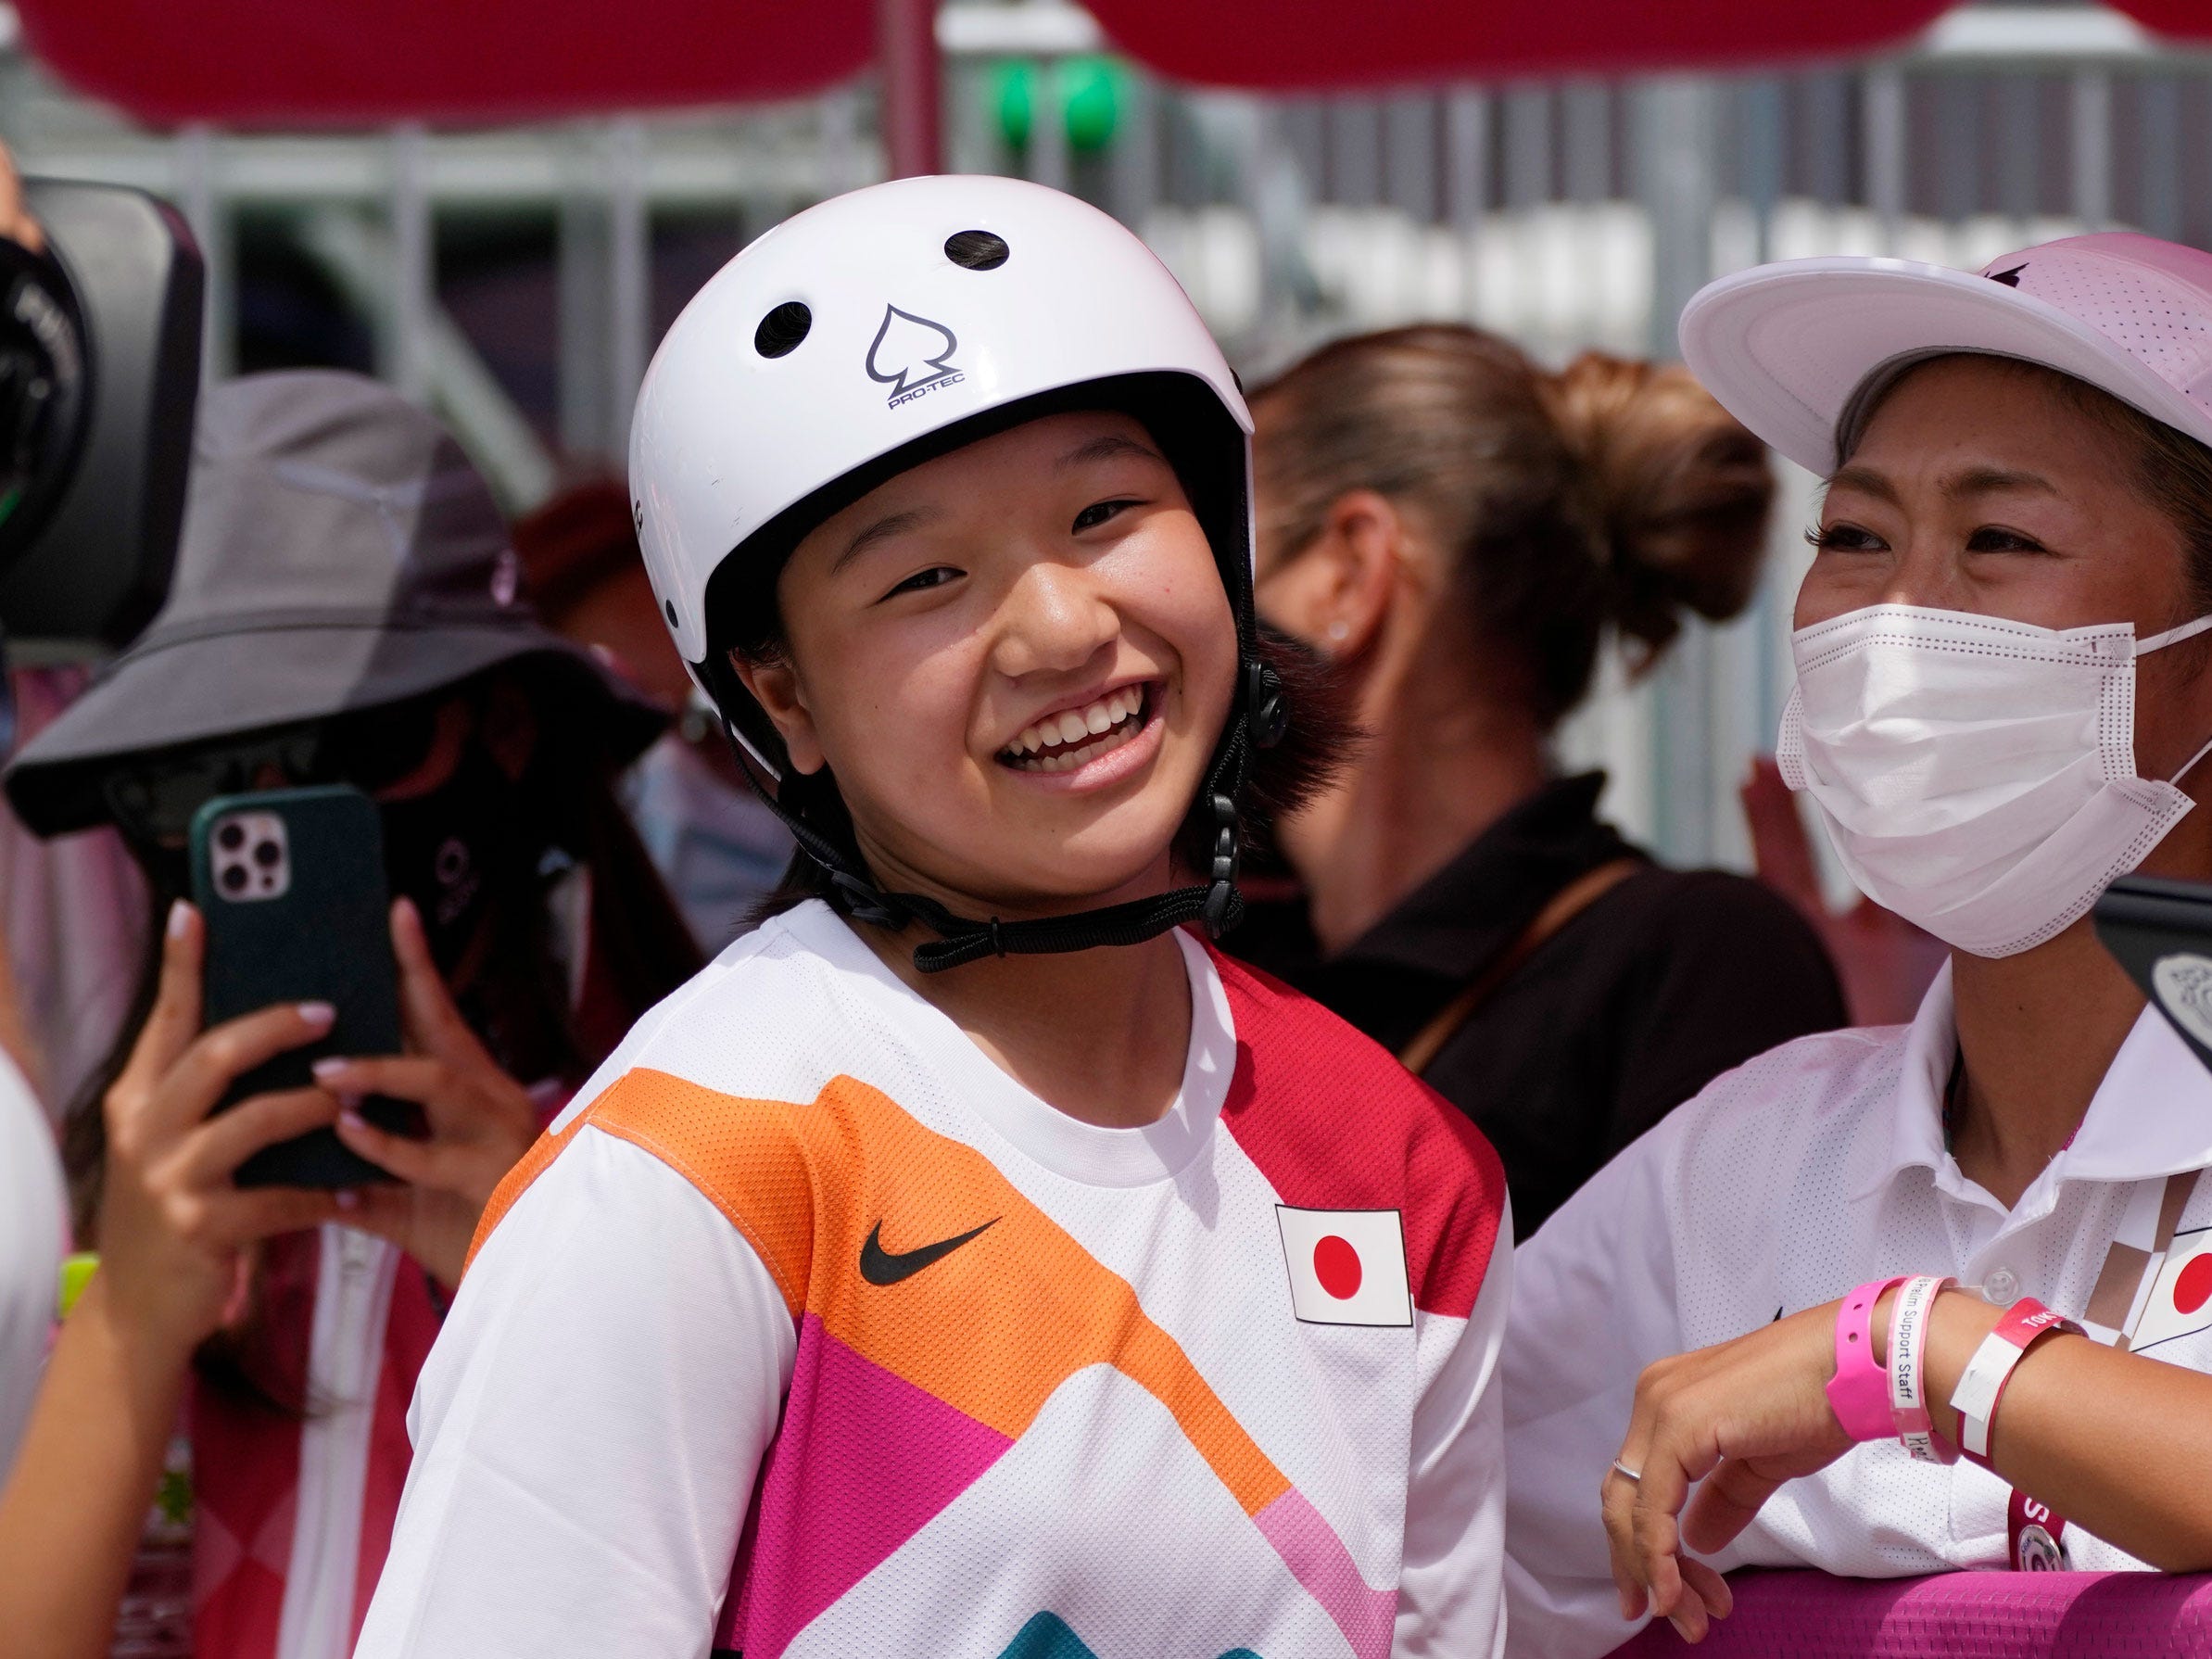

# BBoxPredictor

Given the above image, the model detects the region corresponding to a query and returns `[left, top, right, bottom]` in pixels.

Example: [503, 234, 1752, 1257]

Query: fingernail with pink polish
[335, 1188, 360, 1211]
[297, 1002, 335, 1027]
[310, 1057, 348, 1083]
[168, 899, 192, 940]
[339, 1108, 367, 1133]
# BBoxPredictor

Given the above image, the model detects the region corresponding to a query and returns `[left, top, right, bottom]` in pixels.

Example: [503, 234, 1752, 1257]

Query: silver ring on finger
[1611, 1459, 1643, 1484]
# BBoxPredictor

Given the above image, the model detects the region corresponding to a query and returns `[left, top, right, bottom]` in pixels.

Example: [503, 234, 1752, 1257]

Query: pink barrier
[1618, 1570, 2212, 1657]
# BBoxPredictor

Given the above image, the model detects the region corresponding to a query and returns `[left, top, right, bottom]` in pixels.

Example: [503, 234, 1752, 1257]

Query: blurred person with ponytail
[1239, 325, 1845, 1235]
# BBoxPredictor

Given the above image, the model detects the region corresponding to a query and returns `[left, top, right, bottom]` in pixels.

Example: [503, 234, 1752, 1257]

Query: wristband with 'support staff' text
[1890, 1274, 1960, 1464]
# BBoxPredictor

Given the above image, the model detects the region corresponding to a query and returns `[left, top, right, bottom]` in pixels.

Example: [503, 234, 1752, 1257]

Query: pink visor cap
[1678, 232, 2212, 475]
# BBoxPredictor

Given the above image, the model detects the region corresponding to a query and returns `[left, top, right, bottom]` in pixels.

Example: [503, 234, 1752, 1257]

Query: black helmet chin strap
[720, 654, 1286, 974]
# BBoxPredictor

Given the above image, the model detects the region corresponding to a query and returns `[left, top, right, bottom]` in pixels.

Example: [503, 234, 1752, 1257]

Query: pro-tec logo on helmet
[866, 305, 965, 408]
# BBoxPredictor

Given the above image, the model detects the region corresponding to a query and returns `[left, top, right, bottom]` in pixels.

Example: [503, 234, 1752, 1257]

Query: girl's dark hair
[62, 665, 702, 1412]
[1250, 323, 1776, 729]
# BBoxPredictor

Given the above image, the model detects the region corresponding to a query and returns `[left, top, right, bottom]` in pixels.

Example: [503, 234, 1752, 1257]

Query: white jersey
[358, 901, 1512, 1659]
[1505, 961, 2212, 1659]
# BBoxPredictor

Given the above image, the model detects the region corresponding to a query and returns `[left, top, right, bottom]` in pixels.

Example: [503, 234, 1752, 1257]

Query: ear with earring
[1326, 620, 1349, 643]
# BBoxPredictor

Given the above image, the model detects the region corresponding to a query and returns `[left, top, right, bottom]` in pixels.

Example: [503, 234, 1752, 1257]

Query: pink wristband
[1826, 1275, 1911, 1442]
[1950, 1298, 2082, 1462]
[1889, 1273, 1959, 1464]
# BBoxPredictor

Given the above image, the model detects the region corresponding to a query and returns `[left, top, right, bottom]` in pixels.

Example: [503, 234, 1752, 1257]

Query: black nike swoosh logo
[859, 1217, 998, 1286]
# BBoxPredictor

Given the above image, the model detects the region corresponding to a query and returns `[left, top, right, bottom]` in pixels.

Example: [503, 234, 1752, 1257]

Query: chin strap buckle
[1208, 792, 1240, 887]
[1202, 879, 1236, 937]
[1245, 659, 1287, 750]
[829, 867, 907, 930]
[1203, 789, 1242, 939]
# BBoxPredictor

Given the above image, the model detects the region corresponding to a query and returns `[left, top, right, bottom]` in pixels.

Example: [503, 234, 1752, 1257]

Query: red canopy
[2117, 1, 2212, 44]
[1081, 0, 1956, 90]
[14, 0, 872, 128]
[21, 0, 2211, 129]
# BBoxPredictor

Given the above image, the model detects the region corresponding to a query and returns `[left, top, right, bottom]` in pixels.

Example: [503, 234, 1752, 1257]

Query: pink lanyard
[2007, 1488, 2068, 1571]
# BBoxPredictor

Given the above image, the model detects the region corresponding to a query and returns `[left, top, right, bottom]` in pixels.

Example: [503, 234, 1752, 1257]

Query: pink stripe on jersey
[1210, 948, 1507, 1321]
[732, 1314, 1015, 1657]
[1252, 1488, 1399, 1659]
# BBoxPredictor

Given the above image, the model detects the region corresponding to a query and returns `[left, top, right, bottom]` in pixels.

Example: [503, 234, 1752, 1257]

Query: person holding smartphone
[0, 370, 701, 1659]
[1506, 233, 2212, 1654]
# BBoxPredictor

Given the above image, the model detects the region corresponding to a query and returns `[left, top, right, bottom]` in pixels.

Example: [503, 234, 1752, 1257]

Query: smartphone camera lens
[217, 821, 246, 852]
[220, 863, 248, 894]
[252, 838, 281, 867]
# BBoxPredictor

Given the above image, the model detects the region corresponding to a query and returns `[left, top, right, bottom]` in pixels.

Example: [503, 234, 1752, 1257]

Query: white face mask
[1778, 603, 2212, 958]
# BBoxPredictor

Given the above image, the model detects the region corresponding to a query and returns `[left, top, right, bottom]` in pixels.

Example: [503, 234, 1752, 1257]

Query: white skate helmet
[627, 176, 1285, 969]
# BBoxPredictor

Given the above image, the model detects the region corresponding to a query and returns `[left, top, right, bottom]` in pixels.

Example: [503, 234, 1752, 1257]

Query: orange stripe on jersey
[798, 1076, 1290, 1520]
[465, 1110, 588, 1276]
[585, 1069, 818, 1317]
[471, 1066, 1292, 1520]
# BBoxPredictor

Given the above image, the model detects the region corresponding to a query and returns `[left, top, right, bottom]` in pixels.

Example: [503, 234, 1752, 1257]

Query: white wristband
[1949, 1300, 2079, 1460]
[1888, 1273, 1957, 1464]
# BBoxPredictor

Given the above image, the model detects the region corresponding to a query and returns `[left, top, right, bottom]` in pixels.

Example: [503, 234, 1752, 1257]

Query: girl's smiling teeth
[1000, 686, 1151, 773]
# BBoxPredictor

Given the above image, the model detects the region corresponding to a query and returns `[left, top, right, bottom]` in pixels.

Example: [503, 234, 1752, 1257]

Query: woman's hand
[1741, 757, 1946, 1026]
[1603, 1301, 1856, 1643]
[0, 141, 45, 255]
[322, 897, 540, 1289]
[97, 901, 346, 1362]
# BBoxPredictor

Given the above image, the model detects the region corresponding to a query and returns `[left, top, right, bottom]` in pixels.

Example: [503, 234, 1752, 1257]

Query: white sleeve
[354, 1125, 797, 1659]
[1501, 1123, 1687, 1659]
[0, 1060, 64, 1482]
[1394, 1207, 1511, 1659]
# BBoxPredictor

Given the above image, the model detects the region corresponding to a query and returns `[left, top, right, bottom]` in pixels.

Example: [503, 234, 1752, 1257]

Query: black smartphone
[2094, 874, 2212, 1070]
[188, 784, 410, 1188]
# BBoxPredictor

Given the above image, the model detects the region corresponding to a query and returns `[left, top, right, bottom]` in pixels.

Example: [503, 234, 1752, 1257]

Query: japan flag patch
[1275, 1206, 1412, 1326]
[2130, 1226, 2212, 1354]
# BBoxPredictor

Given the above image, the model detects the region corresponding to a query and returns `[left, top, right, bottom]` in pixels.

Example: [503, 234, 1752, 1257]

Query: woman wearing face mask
[1505, 234, 2212, 1656]
[1238, 327, 1847, 1236]
[0, 371, 701, 1659]
[358, 177, 1513, 1659]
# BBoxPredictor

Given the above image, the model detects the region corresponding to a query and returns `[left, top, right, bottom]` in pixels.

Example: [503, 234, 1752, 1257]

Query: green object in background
[989, 59, 1038, 153]
[1060, 57, 1122, 153]
[57, 1251, 98, 1319]
[988, 56, 1127, 155]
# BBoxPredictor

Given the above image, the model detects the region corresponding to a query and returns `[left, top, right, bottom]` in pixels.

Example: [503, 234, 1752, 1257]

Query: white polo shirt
[1502, 962, 2212, 1659]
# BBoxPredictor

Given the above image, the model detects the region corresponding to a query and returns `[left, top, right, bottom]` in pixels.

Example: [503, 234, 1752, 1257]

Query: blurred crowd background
[18, 1, 2212, 870]
[2, 0, 2209, 1098]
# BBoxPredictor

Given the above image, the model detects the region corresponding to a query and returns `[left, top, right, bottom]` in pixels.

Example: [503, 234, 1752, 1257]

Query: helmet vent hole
[664, 599, 678, 627]
[754, 301, 812, 358]
[944, 231, 1010, 271]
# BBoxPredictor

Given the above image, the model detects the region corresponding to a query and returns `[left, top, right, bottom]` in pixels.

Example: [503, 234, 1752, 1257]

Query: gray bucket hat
[6, 370, 668, 837]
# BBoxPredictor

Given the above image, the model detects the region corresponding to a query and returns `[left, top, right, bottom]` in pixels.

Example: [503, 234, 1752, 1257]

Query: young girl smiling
[358, 176, 1511, 1659]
